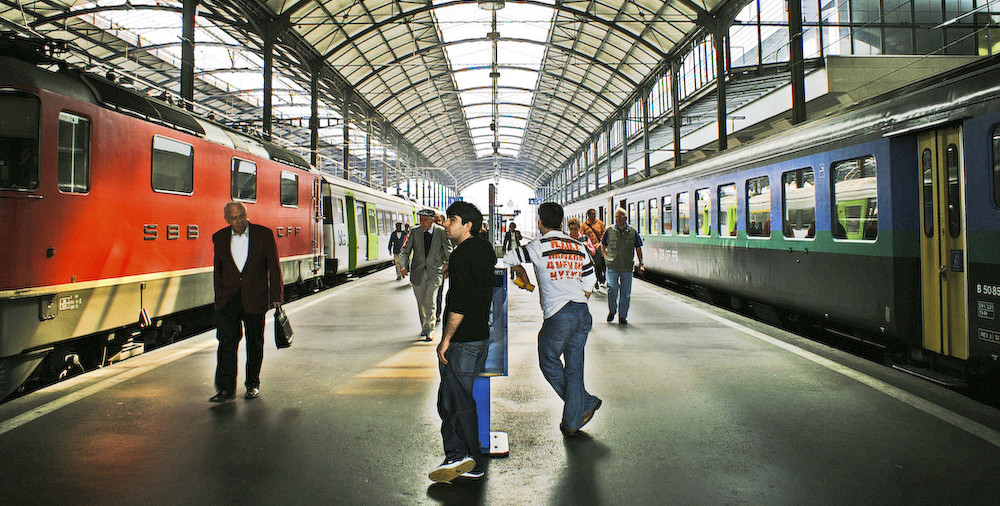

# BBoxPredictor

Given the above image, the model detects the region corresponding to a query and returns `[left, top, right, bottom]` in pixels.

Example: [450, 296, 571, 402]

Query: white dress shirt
[231, 228, 250, 272]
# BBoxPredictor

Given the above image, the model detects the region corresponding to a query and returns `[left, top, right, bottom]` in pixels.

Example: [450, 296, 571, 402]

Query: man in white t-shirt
[504, 202, 602, 436]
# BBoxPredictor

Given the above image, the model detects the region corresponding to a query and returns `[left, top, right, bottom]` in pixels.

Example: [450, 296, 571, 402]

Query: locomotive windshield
[0, 92, 40, 191]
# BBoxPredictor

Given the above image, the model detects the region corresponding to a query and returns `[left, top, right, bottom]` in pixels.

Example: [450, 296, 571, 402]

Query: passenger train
[566, 54, 1000, 379]
[0, 45, 424, 399]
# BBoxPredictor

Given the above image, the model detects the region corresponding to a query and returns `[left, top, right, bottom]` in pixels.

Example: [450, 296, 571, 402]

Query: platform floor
[3, 267, 1000, 505]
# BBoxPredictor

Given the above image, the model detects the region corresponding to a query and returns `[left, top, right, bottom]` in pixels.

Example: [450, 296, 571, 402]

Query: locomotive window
[746, 176, 771, 238]
[922, 149, 934, 238]
[648, 198, 659, 235]
[677, 192, 690, 235]
[782, 168, 816, 240]
[661, 195, 673, 235]
[695, 188, 711, 237]
[57, 112, 90, 193]
[0, 92, 40, 191]
[231, 158, 256, 201]
[280, 171, 298, 207]
[946, 144, 961, 239]
[151, 135, 193, 194]
[718, 183, 737, 237]
[832, 156, 878, 240]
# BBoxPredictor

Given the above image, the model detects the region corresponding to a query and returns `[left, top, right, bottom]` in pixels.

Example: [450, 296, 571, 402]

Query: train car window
[677, 192, 690, 235]
[946, 144, 961, 238]
[832, 156, 877, 240]
[336, 198, 346, 224]
[152, 135, 193, 194]
[994, 128, 1000, 207]
[0, 92, 39, 191]
[599, 206, 606, 223]
[746, 176, 771, 238]
[922, 149, 934, 238]
[57, 112, 90, 193]
[230, 158, 256, 201]
[280, 170, 298, 207]
[718, 183, 737, 237]
[356, 203, 365, 231]
[628, 202, 636, 227]
[367, 207, 377, 235]
[695, 188, 711, 236]
[638, 200, 646, 234]
[648, 198, 659, 235]
[661, 195, 673, 235]
[782, 168, 815, 239]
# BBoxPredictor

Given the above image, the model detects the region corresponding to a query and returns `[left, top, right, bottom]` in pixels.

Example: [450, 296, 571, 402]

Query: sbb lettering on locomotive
[143, 224, 200, 240]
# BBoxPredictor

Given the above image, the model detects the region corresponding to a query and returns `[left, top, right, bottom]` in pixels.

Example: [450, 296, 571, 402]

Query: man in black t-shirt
[427, 201, 496, 484]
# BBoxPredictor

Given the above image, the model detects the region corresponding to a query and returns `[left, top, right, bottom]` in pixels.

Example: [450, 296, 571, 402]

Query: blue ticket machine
[473, 267, 509, 457]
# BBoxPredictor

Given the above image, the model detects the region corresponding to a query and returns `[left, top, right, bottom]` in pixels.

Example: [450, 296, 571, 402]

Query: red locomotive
[0, 42, 324, 399]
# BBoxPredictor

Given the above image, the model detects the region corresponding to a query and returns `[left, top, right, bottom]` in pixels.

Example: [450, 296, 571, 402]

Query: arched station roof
[1, 0, 730, 189]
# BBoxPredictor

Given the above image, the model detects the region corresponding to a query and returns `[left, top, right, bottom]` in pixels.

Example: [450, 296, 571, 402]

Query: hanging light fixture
[477, 0, 505, 10]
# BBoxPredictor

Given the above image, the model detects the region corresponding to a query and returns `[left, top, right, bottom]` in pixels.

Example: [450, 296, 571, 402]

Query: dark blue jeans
[438, 339, 489, 464]
[537, 302, 599, 430]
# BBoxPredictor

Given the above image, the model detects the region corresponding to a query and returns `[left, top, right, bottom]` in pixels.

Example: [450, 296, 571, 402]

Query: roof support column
[606, 123, 612, 191]
[263, 32, 274, 141]
[342, 91, 351, 180]
[309, 61, 319, 167]
[180, 0, 197, 110]
[642, 85, 651, 179]
[671, 59, 682, 168]
[788, 0, 807, 124]
[405, 157, 411, 200]
[714, 29, 727, 152]
[621, 111, 628, 185]
[381, 136, 387, 191]
[365, 126, 371, 187]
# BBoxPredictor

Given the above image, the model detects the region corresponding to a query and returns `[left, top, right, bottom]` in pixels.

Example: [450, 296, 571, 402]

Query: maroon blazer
[213, 223, 283, 314]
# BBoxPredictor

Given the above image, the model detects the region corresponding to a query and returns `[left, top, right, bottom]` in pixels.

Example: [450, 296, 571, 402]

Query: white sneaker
[428, 455, 475, 483]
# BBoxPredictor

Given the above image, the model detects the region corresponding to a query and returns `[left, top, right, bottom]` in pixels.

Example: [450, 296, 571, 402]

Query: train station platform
[3, 266, 1000, 505]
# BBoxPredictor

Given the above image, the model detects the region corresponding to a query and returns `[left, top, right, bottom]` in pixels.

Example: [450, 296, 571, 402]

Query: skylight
[433, 1, 553, 159]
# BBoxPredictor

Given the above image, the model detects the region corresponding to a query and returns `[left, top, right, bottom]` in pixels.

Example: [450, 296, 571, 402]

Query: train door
[365, 202, 378, 260]
[312, 178, 323, 275]
[917, 126, 968, 360]
[355, 201, 367, 264]
[345, 196, 358, 270]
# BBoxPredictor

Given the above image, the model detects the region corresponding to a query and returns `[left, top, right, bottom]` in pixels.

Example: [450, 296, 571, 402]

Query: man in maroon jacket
[210, 202, 283, 402]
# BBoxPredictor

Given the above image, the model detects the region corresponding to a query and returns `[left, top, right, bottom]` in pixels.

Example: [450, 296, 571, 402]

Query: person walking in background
[505, 202, 601, 436]
[581, 209, 607, 289]
[428, 201, 496, 483]
[567, 218, 597, 260]
[400, 209, 453, 341]
[601, 207, 644, 326]
[389, 222, 407, 280]
[210, 202, 282, 402]
[502, 222, 523, 279]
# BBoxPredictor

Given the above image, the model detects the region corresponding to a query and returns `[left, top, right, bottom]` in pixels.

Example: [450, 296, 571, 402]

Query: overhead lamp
[477, 0, 505, 10]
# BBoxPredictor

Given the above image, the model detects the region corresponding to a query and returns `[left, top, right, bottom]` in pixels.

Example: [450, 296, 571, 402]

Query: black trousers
[593, 252, 607, 284]
[215, 291, 265, 393]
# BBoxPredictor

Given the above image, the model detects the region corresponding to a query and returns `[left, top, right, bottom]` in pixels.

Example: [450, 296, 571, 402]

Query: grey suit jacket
[400, 224, 452, 286]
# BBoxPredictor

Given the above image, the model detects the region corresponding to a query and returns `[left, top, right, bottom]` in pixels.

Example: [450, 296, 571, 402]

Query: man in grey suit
[400, 209, 453, 341]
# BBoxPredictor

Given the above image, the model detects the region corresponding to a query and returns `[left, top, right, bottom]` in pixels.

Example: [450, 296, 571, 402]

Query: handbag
[274, 306, 293, 349]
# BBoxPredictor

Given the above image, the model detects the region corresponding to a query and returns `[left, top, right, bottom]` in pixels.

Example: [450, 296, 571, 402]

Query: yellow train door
[917, 126, 968, 360]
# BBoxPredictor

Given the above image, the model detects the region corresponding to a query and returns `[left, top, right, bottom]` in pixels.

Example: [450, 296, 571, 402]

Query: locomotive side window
[695, 188, 711, 237]
[280, 170, 298, 207]
[0, 92, 40, 191]
[57, 112, 90, 193]
[832, 156, 877, 240]
[661, 195, 673, 235]
[231, 158, 256, 201]
[648, 198, 659, 235]
[677, 192, 690, 235]
[782, 168, 815, 239]
[746, 176, 771, 237]
[718, 183, 737, 237]
[151, 135, 193, 194]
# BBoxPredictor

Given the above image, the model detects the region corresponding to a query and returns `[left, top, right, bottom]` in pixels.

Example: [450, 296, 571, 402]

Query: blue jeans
[438, 340, 489, 463]
[606, 268, 633, 318]
[538, 302, 599, 430]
